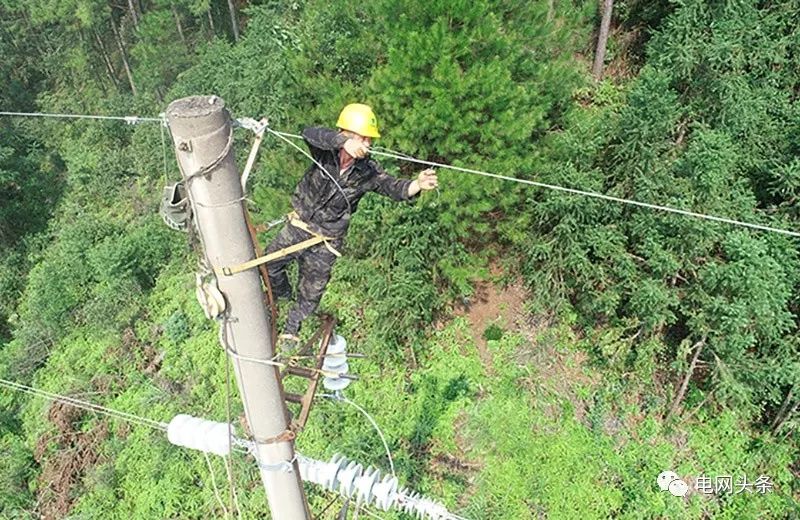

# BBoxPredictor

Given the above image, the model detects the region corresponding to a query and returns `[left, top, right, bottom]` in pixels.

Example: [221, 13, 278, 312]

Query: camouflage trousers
[265, 223, 343, 335]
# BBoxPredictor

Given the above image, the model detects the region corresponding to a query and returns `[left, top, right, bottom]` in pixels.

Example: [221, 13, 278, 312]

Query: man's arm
[302, 127, 348, 152]
[370, 164, 439, 201]
[370, 160, 417, 201]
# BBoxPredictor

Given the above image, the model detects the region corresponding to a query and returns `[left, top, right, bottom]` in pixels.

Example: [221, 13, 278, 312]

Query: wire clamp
[235, 117, 269, 135]
[256, 454, 297, 473]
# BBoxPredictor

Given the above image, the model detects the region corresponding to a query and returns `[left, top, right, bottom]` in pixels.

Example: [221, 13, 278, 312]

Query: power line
[265, 127, 352, 214]
[270, 130, 800, 239]
[204, 452, 231, 520]
[0, 378, 167, 431]
[321, 393, 396, 479]
[4, 107, 794, 237]
[0, 110, 164, 124]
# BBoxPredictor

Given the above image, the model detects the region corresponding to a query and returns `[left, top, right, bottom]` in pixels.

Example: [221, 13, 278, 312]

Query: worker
[266, 103, 439, 352]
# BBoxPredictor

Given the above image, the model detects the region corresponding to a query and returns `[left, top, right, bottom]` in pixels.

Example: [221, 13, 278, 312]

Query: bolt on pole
[166, 95, 311, 520]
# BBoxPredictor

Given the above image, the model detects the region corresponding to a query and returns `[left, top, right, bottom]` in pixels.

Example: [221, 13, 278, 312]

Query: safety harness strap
[215, 212, 341, 277]
[286, 212, 342, 258]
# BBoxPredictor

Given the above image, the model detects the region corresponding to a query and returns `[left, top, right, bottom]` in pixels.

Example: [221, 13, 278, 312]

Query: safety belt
[215, 212, 341, 277]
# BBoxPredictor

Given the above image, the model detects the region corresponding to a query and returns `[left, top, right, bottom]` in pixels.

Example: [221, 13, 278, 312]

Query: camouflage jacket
[291, 127, 417, 238]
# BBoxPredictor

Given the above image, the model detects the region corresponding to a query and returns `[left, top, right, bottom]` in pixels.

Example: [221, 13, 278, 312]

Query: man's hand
[417, 168, 438, 190]
[408, 168, 439, 197]
[343, 138, 370, 159]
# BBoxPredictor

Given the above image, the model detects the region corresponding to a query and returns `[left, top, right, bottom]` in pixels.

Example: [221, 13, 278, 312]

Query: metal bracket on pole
[281, 315, 336, 432]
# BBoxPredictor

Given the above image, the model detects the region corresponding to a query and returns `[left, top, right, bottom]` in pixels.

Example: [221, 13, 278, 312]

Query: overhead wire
[160, 119, 170, 182]
[204, 452, 231, 520]
[320, 393, 396, 479]
[224, 325, 237, 520]
[0, 110, 164, 124]
[0, 378, 243, 520]
[264, 127, 352, 214]
[224, 456, 244, 520]
[220, 316, 244, 520]
[3, 108, 797, 238]
[270, 130, 800, 239]
[0, 378, 167, 431]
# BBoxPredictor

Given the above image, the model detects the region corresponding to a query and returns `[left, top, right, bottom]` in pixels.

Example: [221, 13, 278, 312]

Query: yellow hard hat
[337, 103, 380, 138]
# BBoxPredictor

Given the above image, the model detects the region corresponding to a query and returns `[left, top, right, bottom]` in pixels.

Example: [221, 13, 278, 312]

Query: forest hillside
[0, 0, 798, 518]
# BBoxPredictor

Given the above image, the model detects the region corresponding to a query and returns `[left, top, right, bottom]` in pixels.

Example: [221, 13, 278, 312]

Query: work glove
[343, 138, 369, 159]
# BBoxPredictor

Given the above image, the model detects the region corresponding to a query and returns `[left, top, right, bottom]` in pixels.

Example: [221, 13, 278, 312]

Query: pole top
[166, 96, 230, 138]
[167, 95, 226, 118]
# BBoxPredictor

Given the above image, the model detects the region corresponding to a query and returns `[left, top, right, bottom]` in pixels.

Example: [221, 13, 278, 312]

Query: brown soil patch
[34, 402, 108, 520]
[430, 412, 482, 509]
[515, 320, 600, 427]
[454, 273, 528, 375]
[604, 26, 643, 82]
[119, 327, 163, 375]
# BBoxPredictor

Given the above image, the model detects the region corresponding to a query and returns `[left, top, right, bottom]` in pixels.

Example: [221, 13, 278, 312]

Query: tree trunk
[127, 0, 140, 28]
[110, 17, 137, 96]
[592, 0, 614, 80]
[207, 7, 216, 38]
[94, 28, 120, 88]
[226, 0, 239, 41]
[771, 385, 797, 434]
[80, 28, 109, 94]
[666, 337, 705, 421]
[171, 3, 188, 48]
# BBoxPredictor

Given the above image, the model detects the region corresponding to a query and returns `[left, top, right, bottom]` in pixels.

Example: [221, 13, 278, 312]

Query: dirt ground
[453, 272, 528, 375]
[34, 402, 108, 520]
[454, 271, 600, 426]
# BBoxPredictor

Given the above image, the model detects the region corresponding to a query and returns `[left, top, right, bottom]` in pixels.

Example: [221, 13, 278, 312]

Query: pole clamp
[257, 428, 296, 445]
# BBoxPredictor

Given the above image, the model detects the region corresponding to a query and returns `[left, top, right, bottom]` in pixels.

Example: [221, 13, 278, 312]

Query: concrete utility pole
[166, 96, 311, 520]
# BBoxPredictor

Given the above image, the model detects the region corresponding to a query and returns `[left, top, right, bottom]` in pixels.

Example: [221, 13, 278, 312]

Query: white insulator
[326, 334, 347, 355]
[167, 414, 233, 456]
[354, 466, 380, 504]
[372, 474, 399, 511]
[323, 334, 352, 391]
[323, 376, 352, 391]
[300, 453, 345, 491]
[398, 489, 420, 515]
[329, 453, 348, 490]
[323, 358, 349, 373]
[337, 460, 363, 497]
[398, 490, 452, 520]
[296, 454, 463, 520]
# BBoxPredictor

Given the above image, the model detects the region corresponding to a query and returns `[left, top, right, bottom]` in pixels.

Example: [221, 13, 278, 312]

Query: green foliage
[0, 0, 798, 517]
[369, 0, 591, 240]
[522, 0, 800, 419]
[336, 198, 472, 350]
[0, 432, 35, 515]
